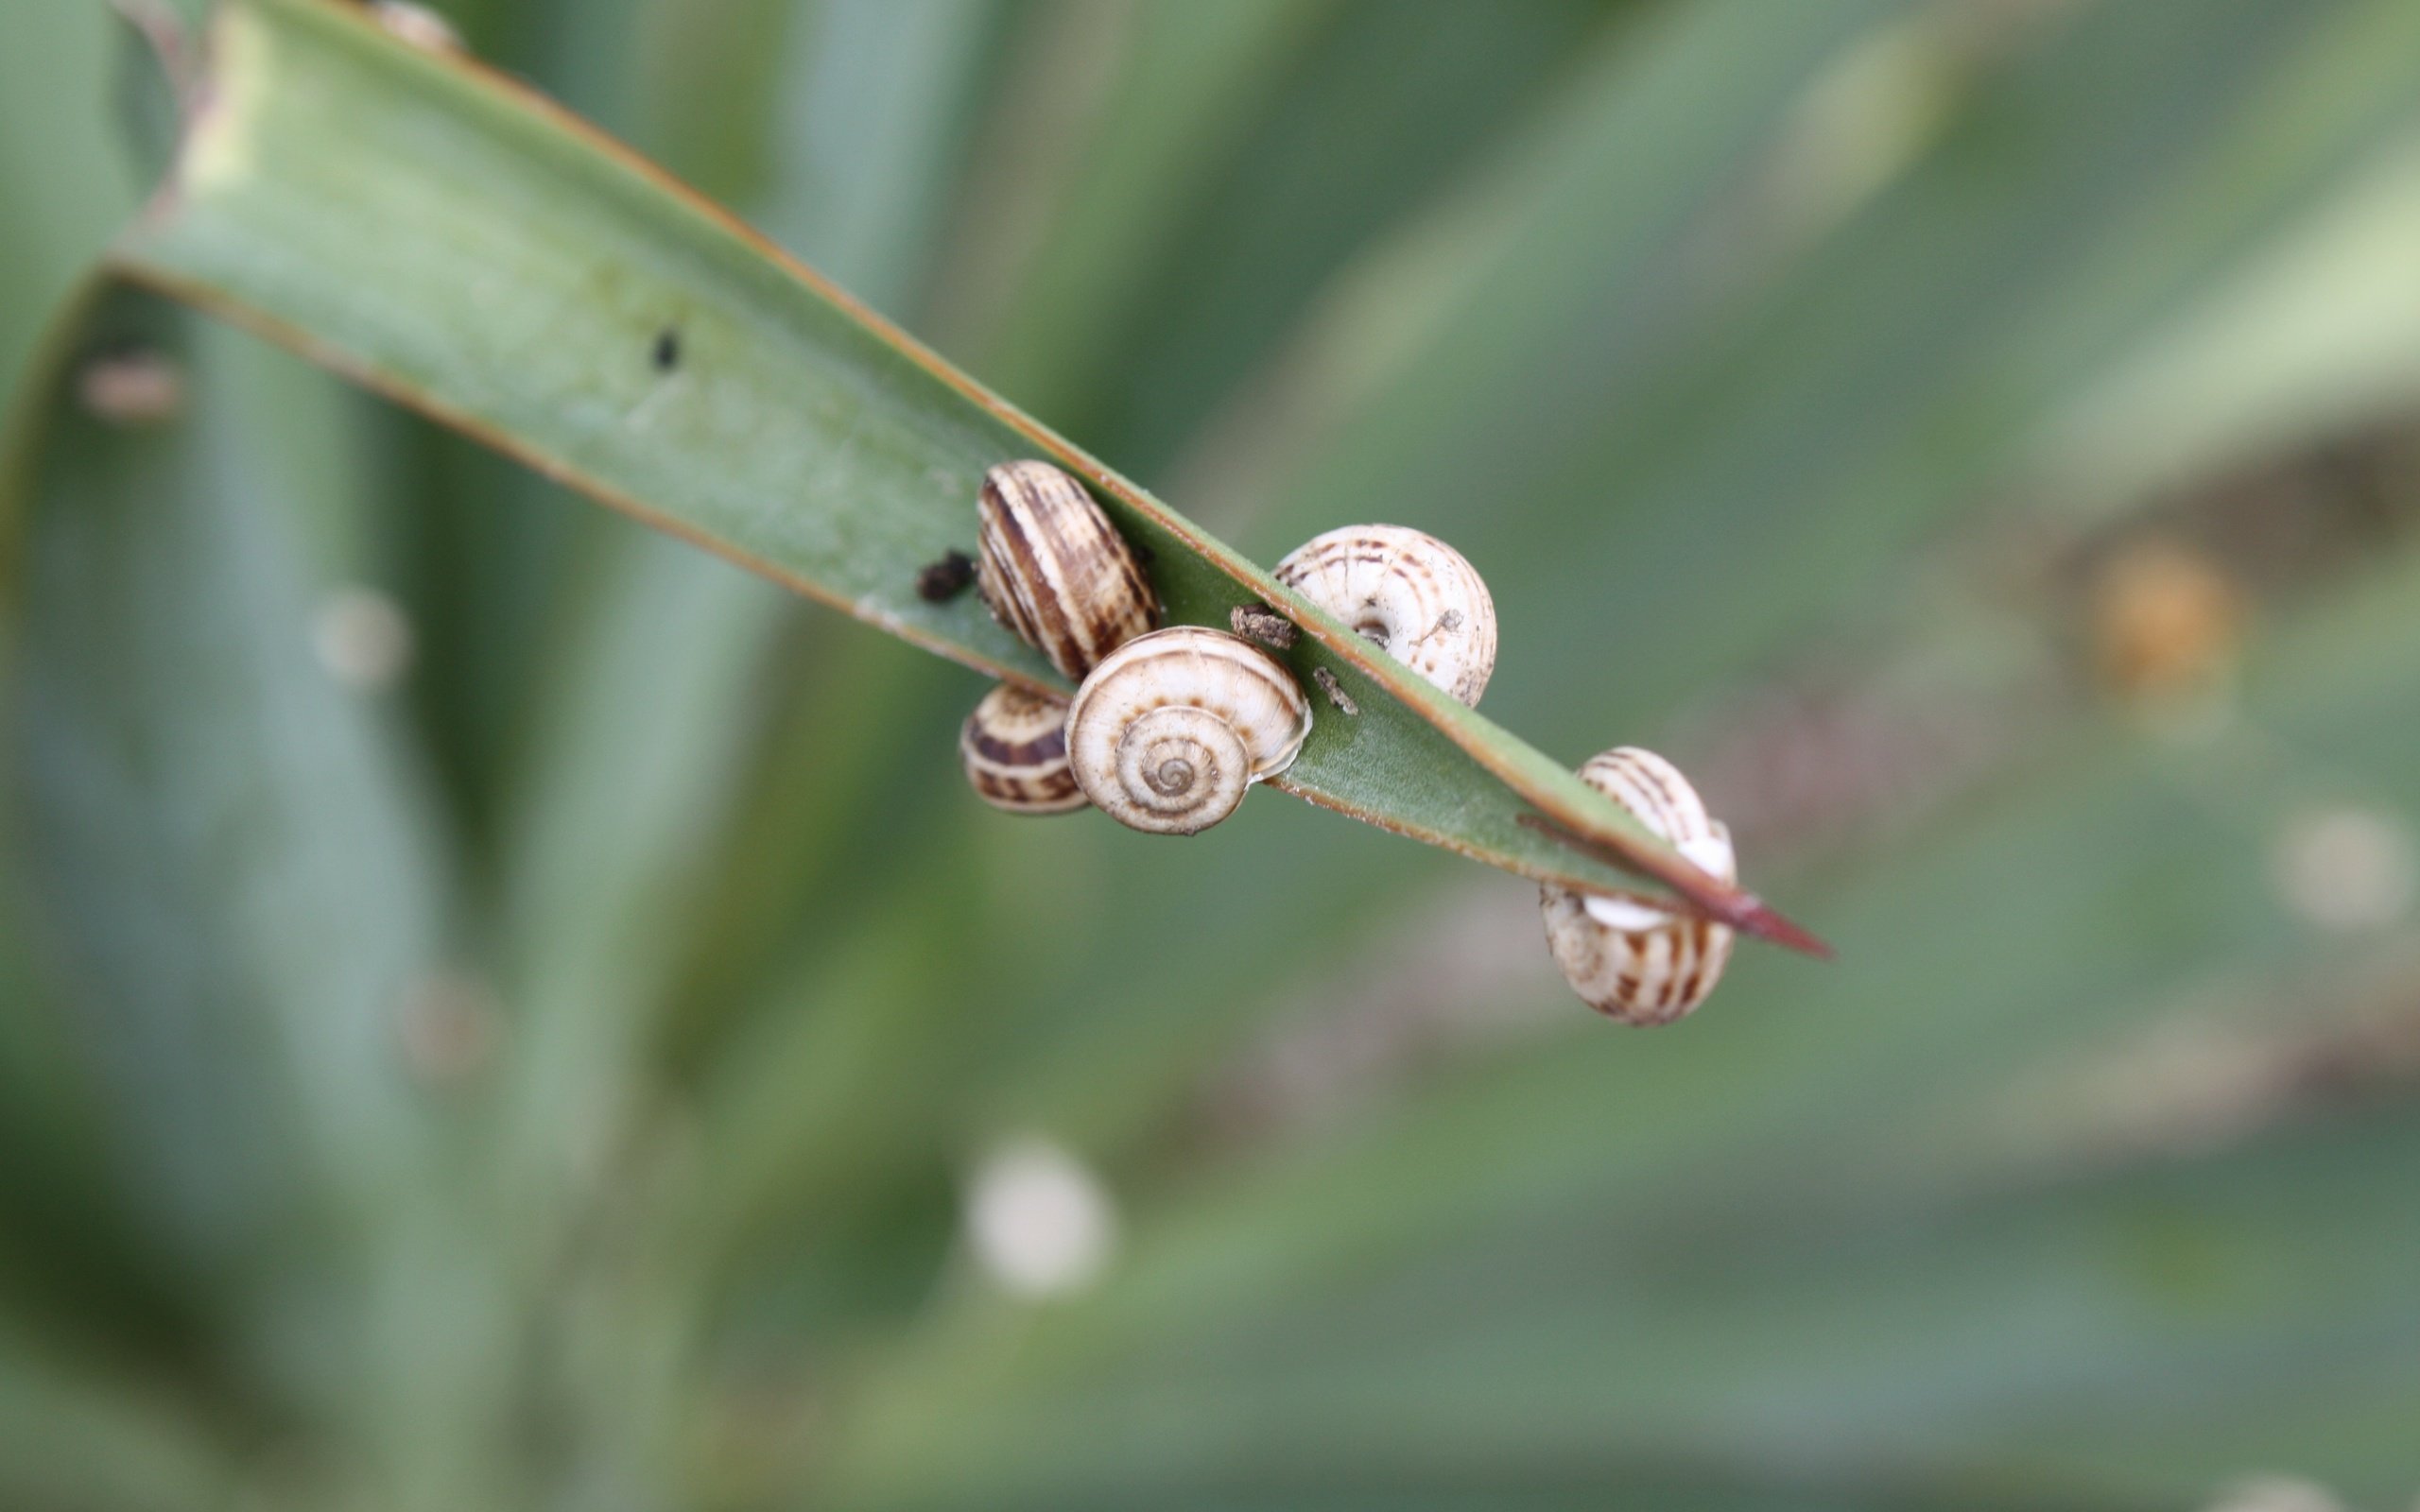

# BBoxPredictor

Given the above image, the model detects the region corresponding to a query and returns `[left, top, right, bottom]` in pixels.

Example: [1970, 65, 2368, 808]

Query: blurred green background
[8, 0, 2420, 1507]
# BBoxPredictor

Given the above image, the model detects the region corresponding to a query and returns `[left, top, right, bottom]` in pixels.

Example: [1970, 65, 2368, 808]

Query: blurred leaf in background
[9, 0, 2420, 1509]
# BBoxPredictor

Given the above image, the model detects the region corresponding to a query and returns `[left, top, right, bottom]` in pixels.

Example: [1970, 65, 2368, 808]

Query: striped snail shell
[1066, 627, 1311, 835]
[977, 459, 1161, 680]
[1540, 747, 1737, 1025]
[959, 683, 1087, 816]
[1272, 524, 1496, 707]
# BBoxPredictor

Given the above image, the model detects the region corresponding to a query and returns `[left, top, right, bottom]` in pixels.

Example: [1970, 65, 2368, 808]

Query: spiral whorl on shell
[1272, 524, 1496, 707]
[1066, 627, 1311, 835]
[1540, 747, 1737, 1025]
[959, 683, 1087, 815]
[976, 460, 1161, 680]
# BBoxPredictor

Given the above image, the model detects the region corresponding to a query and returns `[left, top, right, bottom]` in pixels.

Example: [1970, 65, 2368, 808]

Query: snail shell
[959, 683, 1087, 815]
[1272, 524, 1496, 706]
[1065, 627, 1311, 835]
[977, 460, 1161, 679]
[1540, 747, 1736, 1025]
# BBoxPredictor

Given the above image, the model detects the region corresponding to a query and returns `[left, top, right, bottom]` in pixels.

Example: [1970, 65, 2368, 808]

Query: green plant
[8, 1, 2420, 1508]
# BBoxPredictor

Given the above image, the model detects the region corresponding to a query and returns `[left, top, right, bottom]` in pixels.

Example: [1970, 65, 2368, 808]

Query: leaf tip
[1729, 896, 1832, 959]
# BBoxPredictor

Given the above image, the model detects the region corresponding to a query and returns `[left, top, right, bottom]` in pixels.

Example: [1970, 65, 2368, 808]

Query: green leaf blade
[110, 0, 1822, 947]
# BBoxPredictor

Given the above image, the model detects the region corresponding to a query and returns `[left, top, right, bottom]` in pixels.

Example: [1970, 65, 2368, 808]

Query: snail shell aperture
[1539, 747, 1737, 1025]
[976, 459, 1161, 679]
[1272, 524, 1496, 706]
[959, 683, 1087, 815]
[1065, 627, 1311, 835]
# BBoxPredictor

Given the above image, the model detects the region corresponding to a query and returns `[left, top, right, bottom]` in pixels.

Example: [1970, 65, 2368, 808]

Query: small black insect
[651, 328, 681, 371]
[916, 549, 977, 603]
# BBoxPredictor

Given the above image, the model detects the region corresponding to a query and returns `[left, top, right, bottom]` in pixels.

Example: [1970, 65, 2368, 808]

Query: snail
[1539, 747, 1737, 1025]
[1272, 524, 1496, 707]
[1065, 627, 1311, 835]
[976, 459, 1160, 679]
[959, 683, 1087, 815]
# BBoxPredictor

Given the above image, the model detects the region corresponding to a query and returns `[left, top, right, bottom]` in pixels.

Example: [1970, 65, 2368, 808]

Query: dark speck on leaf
[652, 328, 680, 371]
[917, 549, 977, 603]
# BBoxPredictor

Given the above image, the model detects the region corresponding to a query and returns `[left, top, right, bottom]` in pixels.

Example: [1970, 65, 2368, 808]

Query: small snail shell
[977, 460, 1161, 679]
[959, 683, 1087, 815]
[1272, 524, 1496, 707]
[1540, 747, 1737, 1025]
[1065, 627, 1311, 835]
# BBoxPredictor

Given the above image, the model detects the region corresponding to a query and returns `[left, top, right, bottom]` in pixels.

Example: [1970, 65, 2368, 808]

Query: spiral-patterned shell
[1272, 524, 1496, 707]
[959, 683, 1087, 815]
[1540, 747, 1737, 1026]
[1065, 627, 1311, 835]
[976, 460, 1160, 680]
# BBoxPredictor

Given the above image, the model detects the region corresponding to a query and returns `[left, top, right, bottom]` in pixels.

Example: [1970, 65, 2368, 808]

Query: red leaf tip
[1729, 895, 1833, 959]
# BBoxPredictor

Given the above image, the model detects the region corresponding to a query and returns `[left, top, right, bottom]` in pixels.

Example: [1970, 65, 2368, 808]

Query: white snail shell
[1065, 627, 1311, 835]
[977, 459, 1161, 680]
[1272, 524, 1496, 707]
[959, 683, 1087, 815]
[1540, 747, 1737, 1025]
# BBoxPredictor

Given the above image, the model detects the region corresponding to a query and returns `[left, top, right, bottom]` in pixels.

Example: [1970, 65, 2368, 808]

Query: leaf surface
[107, 0, 1820, 948]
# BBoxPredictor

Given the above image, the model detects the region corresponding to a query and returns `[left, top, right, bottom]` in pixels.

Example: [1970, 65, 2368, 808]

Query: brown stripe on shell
[975, 460, 1160, 679]
[977, 475, 1064, 658]
[1578, 747, 1721, 850]
[969, 765, 1084, 812]
[959, 682, 1088, 816]
[1610, 948, 1644, 1017]
[1670, 917, 1732, 1019]
[967, 728, 1066, 770]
